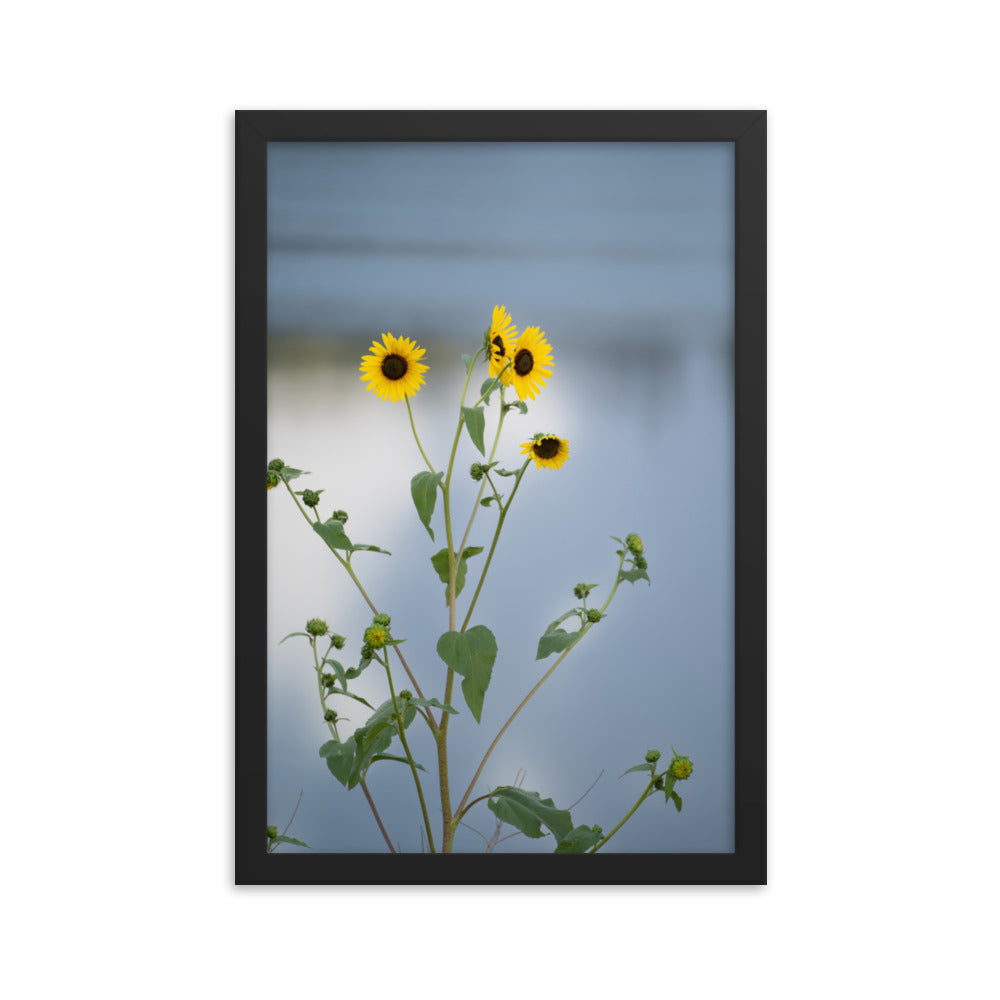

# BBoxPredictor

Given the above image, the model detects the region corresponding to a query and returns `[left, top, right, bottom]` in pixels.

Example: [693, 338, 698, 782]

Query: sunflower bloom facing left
[359, 332, 429, 402]
[508, 326, 554, 401]
[487, 304, 517, 385]
[521, 434, 570, 470]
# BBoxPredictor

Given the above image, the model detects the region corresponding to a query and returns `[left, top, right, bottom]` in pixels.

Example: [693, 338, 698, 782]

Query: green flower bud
[266, 470, 280, 490]
[302, 489, 322, 508]
[305, 618, 328, 636]
[625, 533, 643, 555]
[330, 634, 346, 650]
[363, 624, 388, 649]
[324, 708, 338, 723]
[470, 462, 485, 481]
[634, 554, 648, 571]
[668, 756, 693, 781]
[268, 458, 285, 471]
[373, 613, 391, 627]
[321, 673, 337, 689]
[645, 749, 661, 763]
[573, 583, 596, 600]
[586, 608, 603, 623]
[331, 509, 349, 523]
[360, 643, 374, 660]
[398, 689, 413, 701]
[266, 825, 278, 839]
[653, 775, 665, 790]
[592, 825, 603, 837]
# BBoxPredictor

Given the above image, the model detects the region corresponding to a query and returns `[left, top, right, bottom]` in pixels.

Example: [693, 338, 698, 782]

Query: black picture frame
[236, 110, 766, 885]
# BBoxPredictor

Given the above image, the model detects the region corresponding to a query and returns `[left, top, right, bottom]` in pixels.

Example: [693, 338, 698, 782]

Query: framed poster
[236, 111, 765, 884]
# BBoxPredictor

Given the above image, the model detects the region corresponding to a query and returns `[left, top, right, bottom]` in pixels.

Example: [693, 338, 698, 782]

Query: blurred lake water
[266, 142, 735, 853]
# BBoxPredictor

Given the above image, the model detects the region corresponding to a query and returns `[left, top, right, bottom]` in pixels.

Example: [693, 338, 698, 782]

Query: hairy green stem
[455, 553, 627, 820]
[281, 475, 430, 708]
[381, 651, 436, 853]
[589, 780, 655, 853]
[405, 397, 436, 474]
[459, 457, 531, 633]
[309, 638, 395, 852]
[454, 400, 509, 612]
[437, 348, 483, 851]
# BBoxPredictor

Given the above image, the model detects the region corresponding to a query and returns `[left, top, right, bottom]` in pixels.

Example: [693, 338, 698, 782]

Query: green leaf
[461, 406, 486, 456]
[371, 754, 427, 772]
[349, 728, 393, 788]
[487, 787, 574, 842]
[278, 632, 311, 644]
[435, 625, 497, 723]
[323, 659, 347, 689]
[280, 467, 308, 481]
[329, 689, 375, 711]
[493, 467, 519, 477]
[480, 378, 499, 405]
[313, 518, 353, 551]
[661, 774, 677, 802]
[554, 825, 603, 854]
[621, 762, 655, 777]
[503, 400, 528, 415]
[461, 353, 475, 373]
[618, 567, 651, 585]
[536, 624, 583, 660]
[319, 737, 356, 787]
[480, 496, 496, 507]
[408, 696, 458, 715]
[350, 543, 391, 556]
[410, 471, 444, 541]
[429, 546, 484, 603]
[670, 791, 683, 812]
[270, 835, 310, 849]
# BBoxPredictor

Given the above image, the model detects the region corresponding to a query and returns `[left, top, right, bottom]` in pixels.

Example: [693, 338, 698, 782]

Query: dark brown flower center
[514, 349, 534, 376]
[382, 354, 407, 380]
[492, 335, 506, 358]
[533, 437, 560, 459]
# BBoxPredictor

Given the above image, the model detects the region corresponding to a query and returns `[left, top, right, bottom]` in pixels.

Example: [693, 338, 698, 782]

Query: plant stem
[459, 457, 530, 633]
[359, 780, 396, 853]
[381, 652, 436, 853]
[436, 348, 482, 851]
[453, 399, 509, 612]
[405, 397, 436, 474]
[588, 780, 655, 853]
[455, 553, 627, 819]
[281, 477, 431, 707]
[309, 639, 396, 852]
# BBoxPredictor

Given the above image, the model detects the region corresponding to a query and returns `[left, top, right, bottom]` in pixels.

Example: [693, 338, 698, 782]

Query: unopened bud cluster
[306, 618, 328, 637]
[645, 749, 661, 763]
[266, 825, 278, 839]
[302, 489, 322, 508]
[331, 509, 348, 523]
[470, 462, 485, 482]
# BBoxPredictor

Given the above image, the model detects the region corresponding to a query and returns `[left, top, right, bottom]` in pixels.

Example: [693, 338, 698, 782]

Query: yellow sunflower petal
[521, 434, 569, 470]
[359, 332, 429, 402]
[509, 326, 554, 401]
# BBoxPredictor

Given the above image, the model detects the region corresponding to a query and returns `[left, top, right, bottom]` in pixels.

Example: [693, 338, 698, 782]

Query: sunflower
[508, 326, 553, 401]
[359, 332, 429, 402]
[520, 433, 570, 470]
[486, 304, 517, 385]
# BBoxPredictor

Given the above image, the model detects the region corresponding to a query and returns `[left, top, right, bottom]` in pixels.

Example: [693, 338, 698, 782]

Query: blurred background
[267, 141, 735, 853]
